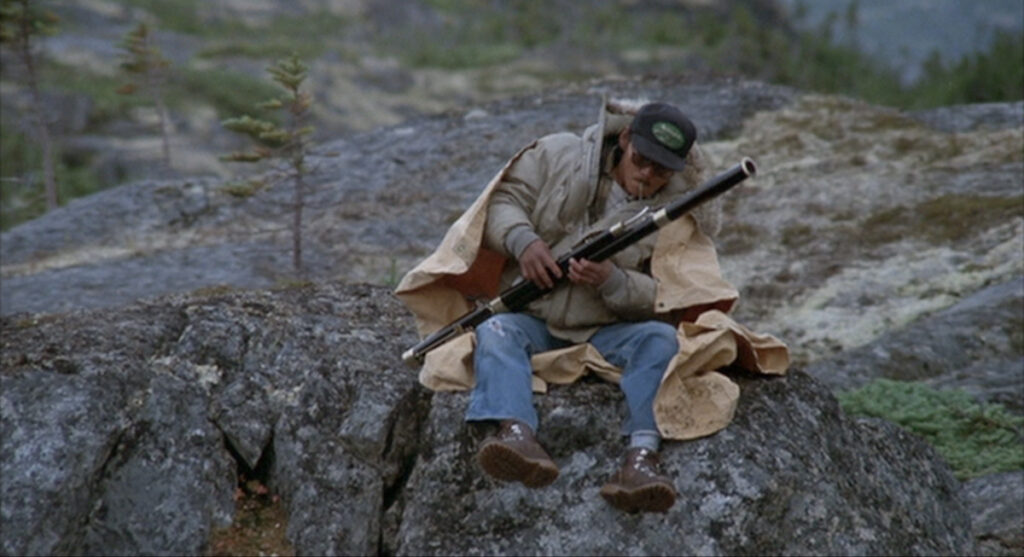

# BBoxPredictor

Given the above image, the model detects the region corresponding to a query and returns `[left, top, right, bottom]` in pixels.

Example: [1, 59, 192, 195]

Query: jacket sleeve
[483, 142, 549, 258]
[596, 266, 658, 321]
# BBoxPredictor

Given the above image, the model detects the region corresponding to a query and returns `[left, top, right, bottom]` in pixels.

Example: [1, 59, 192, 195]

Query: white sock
[629, 430, 661, 452]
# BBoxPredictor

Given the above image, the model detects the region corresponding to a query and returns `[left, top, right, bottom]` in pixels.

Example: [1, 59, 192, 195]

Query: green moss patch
[839, 379, 1024, 480]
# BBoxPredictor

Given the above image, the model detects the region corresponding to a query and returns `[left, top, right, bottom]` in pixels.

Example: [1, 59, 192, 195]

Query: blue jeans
[466, 313, 679, 435]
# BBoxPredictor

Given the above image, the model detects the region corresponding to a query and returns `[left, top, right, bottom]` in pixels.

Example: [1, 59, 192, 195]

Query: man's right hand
[518, 239, 562, 289]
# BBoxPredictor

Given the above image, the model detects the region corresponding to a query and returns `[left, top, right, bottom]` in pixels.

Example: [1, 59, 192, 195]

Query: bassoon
[402, 158, 757, 366]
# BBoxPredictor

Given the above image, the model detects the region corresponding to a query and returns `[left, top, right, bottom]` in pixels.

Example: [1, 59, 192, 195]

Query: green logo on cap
[652, 121, 686, 150]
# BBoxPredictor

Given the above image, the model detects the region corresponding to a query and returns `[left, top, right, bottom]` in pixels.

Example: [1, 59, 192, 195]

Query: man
[469, 101, 706, 514]
[395, 98, 788, 514]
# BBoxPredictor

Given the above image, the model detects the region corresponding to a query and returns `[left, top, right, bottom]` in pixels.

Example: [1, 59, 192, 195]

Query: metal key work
[401, 157, 757, 366]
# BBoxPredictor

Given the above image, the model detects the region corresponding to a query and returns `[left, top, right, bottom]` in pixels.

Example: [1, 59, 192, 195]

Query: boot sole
[478, 440, 559, 488]
[600, 482, 676, 513]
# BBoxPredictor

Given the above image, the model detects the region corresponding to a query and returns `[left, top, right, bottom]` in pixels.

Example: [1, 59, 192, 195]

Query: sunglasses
[629, 147, 674, 178]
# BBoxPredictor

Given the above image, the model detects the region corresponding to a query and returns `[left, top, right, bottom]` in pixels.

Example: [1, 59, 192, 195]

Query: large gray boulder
[395, 371, 972, 556]
[1, 283, 977, 556]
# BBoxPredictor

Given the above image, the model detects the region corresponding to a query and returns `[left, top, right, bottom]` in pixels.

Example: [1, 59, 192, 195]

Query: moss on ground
[839, 379, 1024, 480]
[859, 194, 1024, 247]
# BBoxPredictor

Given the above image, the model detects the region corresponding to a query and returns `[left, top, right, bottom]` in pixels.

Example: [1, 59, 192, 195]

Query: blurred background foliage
[1, 0, 1021, 229]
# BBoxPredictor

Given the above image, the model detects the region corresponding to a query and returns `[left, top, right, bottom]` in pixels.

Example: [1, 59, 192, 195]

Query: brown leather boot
[600, 447, 677, 513]
[477, 420, 559, 488]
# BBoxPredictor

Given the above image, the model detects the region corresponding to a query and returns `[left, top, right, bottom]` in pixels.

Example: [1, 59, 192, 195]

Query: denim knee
[477, 313, 531, 347]
[468, 313, 547, 430]
[637, 321, 679, 360]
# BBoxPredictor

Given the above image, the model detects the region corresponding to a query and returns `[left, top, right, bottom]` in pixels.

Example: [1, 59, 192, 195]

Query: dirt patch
[207, 476, 294, 557]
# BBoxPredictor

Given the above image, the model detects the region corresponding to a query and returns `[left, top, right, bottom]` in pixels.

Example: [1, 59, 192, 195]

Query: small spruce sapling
[117, 22, 173, 168]
[0, 0, 60, 210]
[221, 53, 315, 274]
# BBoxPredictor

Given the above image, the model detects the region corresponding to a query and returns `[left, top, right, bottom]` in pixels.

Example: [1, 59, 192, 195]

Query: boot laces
[628, 448, 660, 477]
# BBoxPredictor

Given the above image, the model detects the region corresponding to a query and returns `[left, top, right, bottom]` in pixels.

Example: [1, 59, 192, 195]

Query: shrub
[838, 379, 1024, 479]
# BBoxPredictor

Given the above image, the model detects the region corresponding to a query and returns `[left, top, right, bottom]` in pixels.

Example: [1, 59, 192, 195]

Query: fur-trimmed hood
[581, 97, 722, 236]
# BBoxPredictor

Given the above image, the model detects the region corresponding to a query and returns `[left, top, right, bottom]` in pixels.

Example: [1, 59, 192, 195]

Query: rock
[1, 282, 426, 556]
[79, 372, 237, 556]
[963, 471, 1024, 556]
[910, 101, 1024, 133]
[1, 372, 127, 556]
[0, 284, 979, 555]
[804, 278, 1024, 412]
[394, 371, 974, 556]
[705, 95, 1023, 367]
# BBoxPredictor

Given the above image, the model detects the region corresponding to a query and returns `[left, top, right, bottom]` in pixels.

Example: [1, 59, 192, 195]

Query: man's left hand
[567, 257, 615, 287]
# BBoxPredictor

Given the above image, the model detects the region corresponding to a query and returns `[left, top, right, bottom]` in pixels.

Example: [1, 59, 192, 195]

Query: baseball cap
[629, 103, 697, 171]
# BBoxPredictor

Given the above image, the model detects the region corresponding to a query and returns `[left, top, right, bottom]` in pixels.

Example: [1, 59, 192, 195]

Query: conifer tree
[117, 22, 172, 168]
[0, 0, 59, 210]
[221, 53, 315, 274]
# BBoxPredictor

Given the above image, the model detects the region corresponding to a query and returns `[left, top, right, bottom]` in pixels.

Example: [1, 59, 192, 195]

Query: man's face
[616, 130, 674, 198]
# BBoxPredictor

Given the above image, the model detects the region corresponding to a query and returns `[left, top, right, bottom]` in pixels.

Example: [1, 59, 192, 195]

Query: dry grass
[860, 194, 1024, 247]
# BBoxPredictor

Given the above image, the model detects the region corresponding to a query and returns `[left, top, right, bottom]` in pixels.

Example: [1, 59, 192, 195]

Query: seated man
[396, 99, 787, 513]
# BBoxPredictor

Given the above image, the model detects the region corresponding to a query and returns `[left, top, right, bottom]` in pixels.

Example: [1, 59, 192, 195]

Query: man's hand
[518, 239, 562, 289]
[567, 257, 614, 287]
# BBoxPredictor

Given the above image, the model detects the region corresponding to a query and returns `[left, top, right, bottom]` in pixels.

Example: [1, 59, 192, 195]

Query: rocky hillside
[3, 78, 1021, 369]
[2, 76, 1022, 555]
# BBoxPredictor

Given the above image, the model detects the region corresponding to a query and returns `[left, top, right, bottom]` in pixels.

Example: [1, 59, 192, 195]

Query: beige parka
[395, 98, 789, 440]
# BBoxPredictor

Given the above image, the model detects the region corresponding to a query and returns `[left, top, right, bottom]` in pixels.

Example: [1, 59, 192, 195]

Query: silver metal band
[652, 208, 671, 228]
[488, 297, 508, 313]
